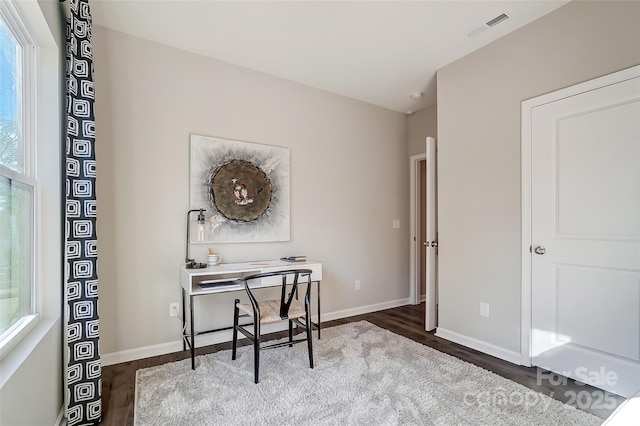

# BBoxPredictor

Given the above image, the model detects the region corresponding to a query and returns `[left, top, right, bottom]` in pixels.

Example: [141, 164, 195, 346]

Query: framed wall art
[189, 134, 290, 243]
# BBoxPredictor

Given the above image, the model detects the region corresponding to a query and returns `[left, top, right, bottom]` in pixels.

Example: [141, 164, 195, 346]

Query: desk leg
[190, 294, 195, 370]
[181, 288, 186, 351]
[317, 280, 321, 340]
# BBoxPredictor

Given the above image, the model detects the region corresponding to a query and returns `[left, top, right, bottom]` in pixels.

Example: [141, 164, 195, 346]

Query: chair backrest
[241, 269, 313, 319]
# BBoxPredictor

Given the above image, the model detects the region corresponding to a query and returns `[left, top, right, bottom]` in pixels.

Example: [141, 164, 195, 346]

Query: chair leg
[254, 320, 260, 384]
[288, 319, 293, 347]
[306, 312, 314, 369]
[232, 299, 239, 360]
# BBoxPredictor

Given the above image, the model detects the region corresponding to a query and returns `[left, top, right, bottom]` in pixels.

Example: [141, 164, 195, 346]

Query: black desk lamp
[185, 208, 208, 269]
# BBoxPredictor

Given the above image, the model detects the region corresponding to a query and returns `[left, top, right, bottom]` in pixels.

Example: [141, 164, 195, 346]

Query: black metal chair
[232, 269, 314, 383]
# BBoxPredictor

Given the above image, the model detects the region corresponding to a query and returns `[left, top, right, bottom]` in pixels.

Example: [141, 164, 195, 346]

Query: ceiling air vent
[486, 13, 509, 27]
[467, 13, 510, 37]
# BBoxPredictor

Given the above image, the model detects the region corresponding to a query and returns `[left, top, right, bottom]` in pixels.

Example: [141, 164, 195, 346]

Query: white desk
[180, 260, 322, 369]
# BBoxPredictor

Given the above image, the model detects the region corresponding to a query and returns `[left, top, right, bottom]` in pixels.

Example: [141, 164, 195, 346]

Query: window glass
[0, 177, 33, 335]
[0, 11, 33, 342]
[0, 17, 23, 173]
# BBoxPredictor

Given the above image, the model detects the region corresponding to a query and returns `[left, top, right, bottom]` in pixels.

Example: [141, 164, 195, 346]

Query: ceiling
[90, 0, 569, 114]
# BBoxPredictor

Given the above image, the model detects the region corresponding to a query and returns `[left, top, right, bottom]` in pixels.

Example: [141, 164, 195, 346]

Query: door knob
[423, 241, 428, 246]
[533, 246, 546, 255]
[430, 241, 438, 248]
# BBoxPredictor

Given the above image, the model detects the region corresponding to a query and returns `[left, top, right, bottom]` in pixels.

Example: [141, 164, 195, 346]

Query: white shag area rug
[134, 321, 602, 425]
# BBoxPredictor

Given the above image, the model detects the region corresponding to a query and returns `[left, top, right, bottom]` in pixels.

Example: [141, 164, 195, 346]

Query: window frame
[0, 0, 60, 365]
[0, 0, 38, 354]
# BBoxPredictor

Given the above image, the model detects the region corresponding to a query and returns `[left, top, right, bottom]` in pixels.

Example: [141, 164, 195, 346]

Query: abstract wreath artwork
[190, 134, 290, 243]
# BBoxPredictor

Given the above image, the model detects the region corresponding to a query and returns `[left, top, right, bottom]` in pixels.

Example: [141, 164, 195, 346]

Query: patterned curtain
[64, 0, 101, 424]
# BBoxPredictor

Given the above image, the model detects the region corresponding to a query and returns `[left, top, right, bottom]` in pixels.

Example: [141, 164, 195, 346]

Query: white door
[425, 137, 438, 331]
[530, 69, 640, 397]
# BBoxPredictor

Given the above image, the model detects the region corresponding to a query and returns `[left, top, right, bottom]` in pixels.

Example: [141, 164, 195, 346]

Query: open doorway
[409, 137, 438, 331]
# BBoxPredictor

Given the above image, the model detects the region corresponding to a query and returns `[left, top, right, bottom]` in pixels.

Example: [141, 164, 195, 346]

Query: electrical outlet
[355, 280, 361, 291]
[169, 302, 179, 317]
[480, 302, 489, 318]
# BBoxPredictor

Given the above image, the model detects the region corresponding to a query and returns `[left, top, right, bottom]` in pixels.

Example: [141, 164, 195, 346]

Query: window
[0, 5, 36, 345]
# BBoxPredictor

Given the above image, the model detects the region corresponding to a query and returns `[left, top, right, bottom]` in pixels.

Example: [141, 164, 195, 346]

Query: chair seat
[237, 299, 306, 324]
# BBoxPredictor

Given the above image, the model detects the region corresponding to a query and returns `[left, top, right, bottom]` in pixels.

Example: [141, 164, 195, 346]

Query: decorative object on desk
[207, 247, 221, 266]
[135, 321, 601, 426]
[281, 255, 307, 262]
[190, 134, 290, 243]
[185, 209, 208, 269]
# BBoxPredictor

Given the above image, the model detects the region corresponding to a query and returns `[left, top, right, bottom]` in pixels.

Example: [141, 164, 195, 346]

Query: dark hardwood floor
[100, 303, 624, 425]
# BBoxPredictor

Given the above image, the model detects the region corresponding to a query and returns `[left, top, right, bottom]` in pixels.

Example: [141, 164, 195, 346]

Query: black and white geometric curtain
[64, 0, 101, 424]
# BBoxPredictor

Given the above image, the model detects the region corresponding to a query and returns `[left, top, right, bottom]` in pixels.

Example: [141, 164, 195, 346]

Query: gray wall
[93, 27, 409, 356]
[407, 104, 437, 156]
[437, 0, 640, 354]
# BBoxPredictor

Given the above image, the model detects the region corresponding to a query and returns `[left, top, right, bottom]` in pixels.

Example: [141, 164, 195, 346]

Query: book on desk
[280, 255, 307, 262]
[197, 280, 240, 290]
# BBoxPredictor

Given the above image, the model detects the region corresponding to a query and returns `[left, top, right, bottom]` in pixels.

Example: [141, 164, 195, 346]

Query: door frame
[409, 152, 426, 306]
[520, 64, 640, 367]
[410, 136, 438, 332]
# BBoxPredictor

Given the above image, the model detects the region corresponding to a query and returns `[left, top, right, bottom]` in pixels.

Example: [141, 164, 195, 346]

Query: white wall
[93, 27, 409, 358]
[436, 0, 640, 357]
[0, 324, 62, 425]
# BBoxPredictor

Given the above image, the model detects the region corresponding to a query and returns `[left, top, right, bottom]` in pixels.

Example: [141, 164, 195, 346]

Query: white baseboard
[320, 298, 410, 322]
[100, 340, 184, 366]
[435, 327, 522, 365]
[54, 406, 66, 426]
[101, 298, 410, 366]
